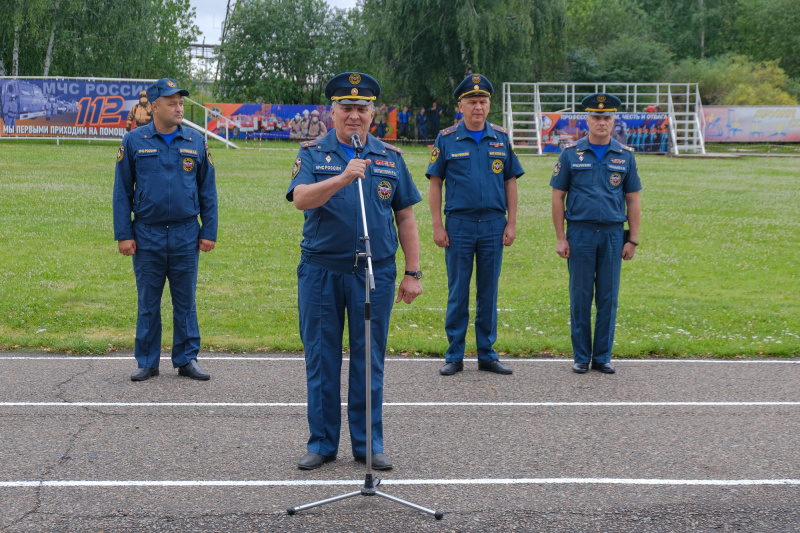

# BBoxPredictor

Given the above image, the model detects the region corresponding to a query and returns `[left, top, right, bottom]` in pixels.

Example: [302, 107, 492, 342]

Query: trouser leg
[132, 223, 167, 369]
[567, 225, 596, 364]
[592, 227, 624, 363]
[347, 262, 395, 456]
[168, 220, 201, 368]
[298, 261, 346, 456]
[474, 217, 505, 363]
[444, 217, 475, 362]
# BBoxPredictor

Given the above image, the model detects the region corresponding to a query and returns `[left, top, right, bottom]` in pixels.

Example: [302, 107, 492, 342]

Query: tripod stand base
[287, 475, 443, 519]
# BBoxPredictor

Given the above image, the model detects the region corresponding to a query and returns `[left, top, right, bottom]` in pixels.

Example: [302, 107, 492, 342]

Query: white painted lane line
[0, 356, 798, 364]
[1, 478, 799, 488]
[1, 401, 799, 407]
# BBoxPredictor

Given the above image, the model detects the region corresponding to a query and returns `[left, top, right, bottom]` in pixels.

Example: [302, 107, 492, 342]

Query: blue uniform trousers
[131, 219, 201, 369]
[444, 216, 505, 364]
[297, 258, 396, 457]
[566, 222, 624, 364]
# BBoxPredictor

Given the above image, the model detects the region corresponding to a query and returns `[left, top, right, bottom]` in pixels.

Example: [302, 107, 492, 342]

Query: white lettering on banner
[85, 83, 95, 94]
[42, 82, 56, 94]
[95, 84, 107, 95]
[108, 84, 119, 96]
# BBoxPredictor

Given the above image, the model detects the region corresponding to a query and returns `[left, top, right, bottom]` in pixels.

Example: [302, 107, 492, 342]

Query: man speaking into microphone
[286, 72, 423, 471]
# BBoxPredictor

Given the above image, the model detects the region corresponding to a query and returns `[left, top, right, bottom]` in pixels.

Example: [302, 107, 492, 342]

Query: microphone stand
[287, 133, 443, 520]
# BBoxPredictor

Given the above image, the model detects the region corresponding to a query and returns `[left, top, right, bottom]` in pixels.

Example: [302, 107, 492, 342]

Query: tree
[216, 0, 357, 104]
[359, 0, 566, 116]
[0, 0, 199, 80]
[670, 54, 797, 105]
[734, 0, 800, 79]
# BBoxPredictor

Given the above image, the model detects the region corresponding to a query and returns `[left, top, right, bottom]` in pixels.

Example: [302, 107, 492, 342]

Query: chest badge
[377, 180, 392, 200]
[610, 172, 622, 186]
[292, 157, 302, 179]
[325, 155, 332, 163]
[610, 158, 625, 165]
[183, 157, 194, 172]
[492, 159, 503, 174]
[430, 147, 440, 164]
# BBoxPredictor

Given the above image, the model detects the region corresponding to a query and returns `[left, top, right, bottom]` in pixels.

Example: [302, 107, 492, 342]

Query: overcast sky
[189, 0, 359, 44]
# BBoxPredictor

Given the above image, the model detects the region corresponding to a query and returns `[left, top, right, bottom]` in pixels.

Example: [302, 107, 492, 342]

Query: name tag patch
[373, 167, 397, 177]
[571, 163, 593, 169]
[180, 148, 198, 156]
[314, 164, 343, 173]
[489, 151, 506, 157]
[449, 152, 470, 159]
[608, 164, 627, 172]
[137, 149, 158, 156]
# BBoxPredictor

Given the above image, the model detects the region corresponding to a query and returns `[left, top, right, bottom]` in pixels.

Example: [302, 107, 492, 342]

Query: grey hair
[331, 101, 375, 111]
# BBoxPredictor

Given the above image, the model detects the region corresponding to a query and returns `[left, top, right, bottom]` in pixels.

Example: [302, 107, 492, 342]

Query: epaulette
[380, 140, 404, 154]
[622, 144, 635, 152]
[440, 125, 458, 136]
[300, 139, 321, 149]
[562, 142, 577, 150]
[491, 123, 508, 134]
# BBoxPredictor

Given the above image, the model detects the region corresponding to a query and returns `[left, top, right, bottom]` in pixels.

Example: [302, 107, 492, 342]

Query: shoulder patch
[380, 140, 404, 154]
[622, 144, 635, 152]
[300, 139, 321, 149]
[491, 123, 508, 135]
[440, 125, 458, 136]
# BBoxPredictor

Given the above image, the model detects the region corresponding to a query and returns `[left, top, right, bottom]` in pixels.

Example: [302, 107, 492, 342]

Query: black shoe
[178, 360, 210, 380]
[130, 367, 159, 381]
[572, 362, 589, 374]
[439, 361, 464, 375]
[591, 362, 616, 374]
[478, 360, 513, 375]
[297, 452, 336, 470]
[354, 453, 393, 470]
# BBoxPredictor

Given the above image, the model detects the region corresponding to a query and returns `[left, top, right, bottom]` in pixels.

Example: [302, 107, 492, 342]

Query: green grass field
[0, 140, 798, 357]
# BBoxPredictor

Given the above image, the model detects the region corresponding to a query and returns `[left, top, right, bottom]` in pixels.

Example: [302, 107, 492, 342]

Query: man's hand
[341, 158, 371, 186]
[396, 276, 423, 304]
[432, 225, 449, 248]
[556, 238, 570, 259]
[502, 223, 516, 246]
[622, 242, 636, 260]
[118, 239, 136, 256]
[199, 239, 216, 252]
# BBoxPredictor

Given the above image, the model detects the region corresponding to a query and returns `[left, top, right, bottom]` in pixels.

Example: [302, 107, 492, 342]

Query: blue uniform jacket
[286, 130, 421, 271]
[425, 120, 524, 221]
[113, 122, 218, 241]
[549, 136, 642, 224]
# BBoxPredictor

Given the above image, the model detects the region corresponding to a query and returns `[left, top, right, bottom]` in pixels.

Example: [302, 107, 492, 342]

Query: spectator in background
[454, 105, 463, 125]
[375, 102, 389, 138]
[427, 101, 443, 138]
[416, 106, 428, 140]
[397, 105, 410, 139]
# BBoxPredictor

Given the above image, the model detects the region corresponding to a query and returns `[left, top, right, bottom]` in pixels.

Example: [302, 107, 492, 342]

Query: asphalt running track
[1, 354, 799, 532]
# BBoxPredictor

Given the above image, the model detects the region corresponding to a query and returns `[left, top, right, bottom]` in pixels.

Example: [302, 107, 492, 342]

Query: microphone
[350, 132, 364, 154]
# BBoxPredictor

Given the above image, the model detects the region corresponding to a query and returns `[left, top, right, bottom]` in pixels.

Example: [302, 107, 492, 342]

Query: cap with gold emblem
[582, 92, 622, 116]
[324, 72, 381, 106]
[453, 73, 493, 100]
[146, 78, 189, 104]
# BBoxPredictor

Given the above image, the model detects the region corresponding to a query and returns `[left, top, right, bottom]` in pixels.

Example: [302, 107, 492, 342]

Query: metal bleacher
[502, 82, 706, 155]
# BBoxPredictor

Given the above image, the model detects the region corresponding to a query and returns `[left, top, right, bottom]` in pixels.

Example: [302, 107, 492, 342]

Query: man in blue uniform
[113, 78, 218, 382]
[287, 72, 423, 471]
[3, 93, 18, 133]
[427, 74, 524, 376]
[550, 93, 642, 374]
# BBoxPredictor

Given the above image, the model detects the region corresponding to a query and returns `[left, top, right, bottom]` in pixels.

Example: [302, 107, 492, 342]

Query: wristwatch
[404, 270, 423, 280]
[627, 239, 639, 246]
